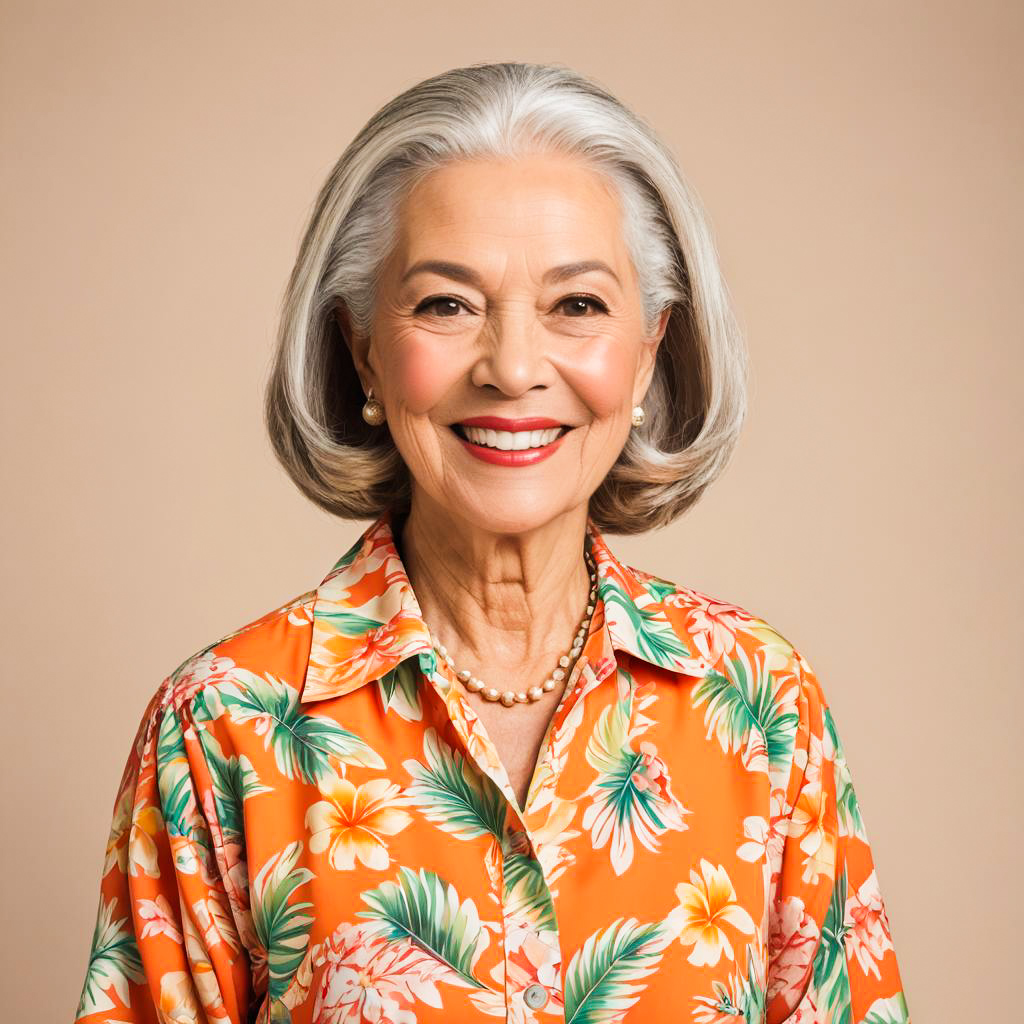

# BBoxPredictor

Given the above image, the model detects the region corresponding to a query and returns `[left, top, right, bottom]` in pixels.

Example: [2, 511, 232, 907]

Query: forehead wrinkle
[393, 175, 631, 295]
[401, 176, 619, 240]
[400, 237, 626, 290]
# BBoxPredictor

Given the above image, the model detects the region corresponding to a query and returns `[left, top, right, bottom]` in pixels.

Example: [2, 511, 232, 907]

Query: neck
[394, 495, 593, 674]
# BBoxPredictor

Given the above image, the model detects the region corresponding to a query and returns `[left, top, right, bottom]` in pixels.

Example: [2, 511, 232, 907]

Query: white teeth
[461, 426, 563, 451]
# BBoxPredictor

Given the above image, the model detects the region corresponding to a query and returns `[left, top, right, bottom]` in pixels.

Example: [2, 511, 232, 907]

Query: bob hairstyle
[264, 61, 747, 535]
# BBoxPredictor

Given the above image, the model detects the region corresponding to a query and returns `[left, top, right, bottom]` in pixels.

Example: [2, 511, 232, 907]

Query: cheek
[380, 335, 457, 415]
[558, 338, 639, 419]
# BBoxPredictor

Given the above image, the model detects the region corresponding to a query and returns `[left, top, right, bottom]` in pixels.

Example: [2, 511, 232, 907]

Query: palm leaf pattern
[739, 945, 768, 1024]
[695, 946, 766, 1024]
[582, 698, 687, 873]
[250, 841, 315, 1003]
[356, 866, 490, 989]
[378, 656, 424, 721]
[563, 917, 672, 1023]
[190, 686, 222, 727]
[592, 747, 671, 831]
[197, 727, 272, 847]
[811, 861, 853, 1021]
[314, 609, 386, 637]
[75, 896, 144, 1017]
[327, 535, 364, 573]
[402, 727, 507, 842]
[825, 706, 866, 839]
[691, 644, 799, 778]
[585, 696, 631, 775]
[600, 578, 691, 667]
[642, 579, 678, 603]
[154, 709, 214, 867]
[501, 853, 558, 931]
[862, 992, 912, 1024]
[216, 669, 385, 782]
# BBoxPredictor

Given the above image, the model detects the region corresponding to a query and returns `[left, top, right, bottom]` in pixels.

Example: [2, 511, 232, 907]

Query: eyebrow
[400, 258, 621, 289]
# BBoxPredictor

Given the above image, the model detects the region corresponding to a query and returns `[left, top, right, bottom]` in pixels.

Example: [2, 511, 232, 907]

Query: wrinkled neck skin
[394, 493, 594, 677]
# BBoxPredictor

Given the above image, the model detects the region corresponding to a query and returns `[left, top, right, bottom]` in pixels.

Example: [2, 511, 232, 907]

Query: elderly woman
[75, 63, 910, 1024]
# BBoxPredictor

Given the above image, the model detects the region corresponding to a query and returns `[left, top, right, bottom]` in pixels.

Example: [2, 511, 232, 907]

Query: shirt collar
[299, 507, 711, 705]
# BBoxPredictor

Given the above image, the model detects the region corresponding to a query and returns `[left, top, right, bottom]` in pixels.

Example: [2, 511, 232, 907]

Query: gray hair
[264, 61, 747, 534]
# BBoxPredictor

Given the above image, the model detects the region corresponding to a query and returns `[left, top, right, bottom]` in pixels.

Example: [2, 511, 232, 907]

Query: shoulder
[146, 587, 319, 722]
[627, 560, 821, 690]
[630, 563, 837, 777]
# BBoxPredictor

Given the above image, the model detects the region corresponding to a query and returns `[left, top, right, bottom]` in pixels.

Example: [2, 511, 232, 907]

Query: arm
[766, 653, 911, 1024]
[73, 677, 256, 1023]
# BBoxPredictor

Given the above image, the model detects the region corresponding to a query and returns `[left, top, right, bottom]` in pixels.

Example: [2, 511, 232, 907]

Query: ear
[633, 306, 672, 405]
[333, 302, 377, 394]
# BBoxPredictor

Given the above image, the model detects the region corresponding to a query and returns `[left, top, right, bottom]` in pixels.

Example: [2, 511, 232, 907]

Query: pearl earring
[631, 405, 646, 427]
[362, 386, 386, 426]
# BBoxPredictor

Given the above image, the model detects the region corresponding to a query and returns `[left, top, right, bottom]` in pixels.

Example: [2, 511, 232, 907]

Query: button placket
[499, 916, 563, 1019]
[500, 829, 563, 1018]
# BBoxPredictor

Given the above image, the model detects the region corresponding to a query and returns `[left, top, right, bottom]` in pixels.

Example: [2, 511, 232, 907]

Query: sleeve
[73, 678, 256, 1024]
[765, 652, 911, 1024]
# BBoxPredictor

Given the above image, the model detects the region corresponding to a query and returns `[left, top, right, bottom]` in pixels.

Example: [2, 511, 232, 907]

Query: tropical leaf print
[741, 939, 768, 1023]
[582, 698, 689, 874]
[75, 895, 144, 1017]
[600, 577, 692, 668]
[154, 711, 195, 836]
[327, 532, 365, 574]
[501, 852, 558, 932]
[196, 728, 271, 849]
[250, 841, 315, 1003]
[563, 917, 672, 1024]
[402, 727, 507, 843]
[315, 608, 388, 637]
[825, 706, 866, 839]
[862, 992, 912, 1024]
[357, 866, 491, 989]
[584, 695, 630, 774]
[378, 656, 424, 721]
[154, 710, 217, 878]
[811, 861, 853, 1021]
[215, 669, 385, 782]
[642, 578, 678, 603]
[692, 943, 767, 1024]
[691, 644, 799, 779]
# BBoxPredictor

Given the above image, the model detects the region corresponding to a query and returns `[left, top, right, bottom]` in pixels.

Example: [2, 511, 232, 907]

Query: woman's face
[345, 153, 670, 536]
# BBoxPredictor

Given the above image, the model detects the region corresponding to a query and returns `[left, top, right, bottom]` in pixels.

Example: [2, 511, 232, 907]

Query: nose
[468, 304, 550, 397]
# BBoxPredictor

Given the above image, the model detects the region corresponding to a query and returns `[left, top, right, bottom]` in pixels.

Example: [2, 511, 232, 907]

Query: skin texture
[340, 153, 671, 807]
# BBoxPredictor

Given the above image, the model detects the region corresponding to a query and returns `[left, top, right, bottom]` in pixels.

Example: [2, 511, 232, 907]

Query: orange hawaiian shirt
[74, 508, 910, 1024]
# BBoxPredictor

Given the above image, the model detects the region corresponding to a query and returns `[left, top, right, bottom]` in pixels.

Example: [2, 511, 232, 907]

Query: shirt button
[523, 983, 548, 1009]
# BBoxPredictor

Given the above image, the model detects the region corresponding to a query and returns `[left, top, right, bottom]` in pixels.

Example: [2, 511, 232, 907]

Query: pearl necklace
[428, 550, 599, 708]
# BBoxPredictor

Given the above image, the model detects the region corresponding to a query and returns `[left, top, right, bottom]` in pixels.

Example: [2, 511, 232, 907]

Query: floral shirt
[74, 509, 910, 1024]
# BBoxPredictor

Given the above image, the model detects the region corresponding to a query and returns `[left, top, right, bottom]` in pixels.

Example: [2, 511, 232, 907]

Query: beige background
[2, 1, 1020, 1019]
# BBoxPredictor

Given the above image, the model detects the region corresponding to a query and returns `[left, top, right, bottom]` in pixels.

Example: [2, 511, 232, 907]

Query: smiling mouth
[450, 423, 572, 451]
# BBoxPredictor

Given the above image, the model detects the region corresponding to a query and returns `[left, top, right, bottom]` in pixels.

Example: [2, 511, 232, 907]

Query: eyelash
[414, 293, 610, 317]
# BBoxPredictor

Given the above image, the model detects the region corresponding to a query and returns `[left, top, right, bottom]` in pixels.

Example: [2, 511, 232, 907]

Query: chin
[438, 493, 588, 538]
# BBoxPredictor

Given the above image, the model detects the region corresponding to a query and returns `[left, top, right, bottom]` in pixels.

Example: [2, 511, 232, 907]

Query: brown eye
[415, 296, 469, 317]
[559, 295, 609, 316]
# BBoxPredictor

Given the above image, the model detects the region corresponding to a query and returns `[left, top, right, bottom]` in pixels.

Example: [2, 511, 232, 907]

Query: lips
[452, 419, 573, 444]
[449, 414, 573, 466]
[456, 416, 566, 431]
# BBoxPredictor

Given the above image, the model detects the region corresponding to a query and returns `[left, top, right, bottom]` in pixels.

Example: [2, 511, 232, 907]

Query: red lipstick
[457, 415, 565, 430]
[451, 415, 572, 467]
